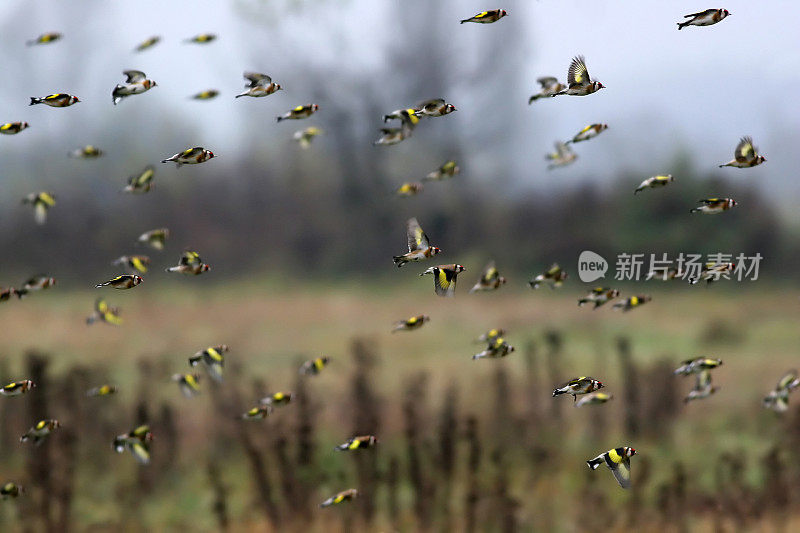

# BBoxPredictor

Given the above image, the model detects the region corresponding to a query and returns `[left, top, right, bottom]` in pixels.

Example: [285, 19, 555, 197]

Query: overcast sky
[2, 0, 799, 215]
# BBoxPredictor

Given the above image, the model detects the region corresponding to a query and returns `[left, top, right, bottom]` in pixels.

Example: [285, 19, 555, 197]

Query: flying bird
[420, 264, 466, 297]
[587, 447, 636, 489]
[134, 36, 161, 52]
[566, 123, 608, 144]
[472, 336, 515, 359]
[529, 264, 567, 289]
[113, 255, 150, 274]
[423, 160, 460, 181]
[575, 392, 613, 407]
[299, 356, 330, 376]
[528, 77, 565, 103]
[86, 384, 118, 397]
[277, 104, 319, 122]
[415, 98, 457, 118]
[30, 94, 80, 107]
[27, 32, 62, 46]
[553, 377, 604, 401]
[236, 72, 282, 98]
[21, 192, 56, 225]
[690, 198, 737, 214]
[185, 34, 216, 44]
[137, 228, 169, 250]
[113, 425, 153, 464]
[191, 90, 220, 100]
[112, 70, 157, 105]
[0, 122, 30, 135]
[95, 275, 143, 290]
[546, 141, 577, 169]
[86, 297, 123, 326]
[460, 9, 508, 24]
[763, 371, 800, 413]
[123, 166, 155, 193]
[392, 315, 430, 333]
[69, 145, 103, 159]
[469, 261, 507, 293]
[320, 489, 358, 508]
[172, 373, 201, 398]
[634, 175, 674, 194]
[20, 419, 60, 445]
[166, 251, 210, 275]
[719, 137, 765, 168]
[393, 218, 441, 267]
[557, 56, 604, 96]
[294, 127, 323, 149]
[0, 380, 35, 397]
[161, 147, 214, 167]
[260, 392, 292, 407]
[335, 435, 378, 451]
[612, 295, 651, 311]
[188, 345, 228, 382]
[677, 9, 730, 30]
[578, 287, 620, 309]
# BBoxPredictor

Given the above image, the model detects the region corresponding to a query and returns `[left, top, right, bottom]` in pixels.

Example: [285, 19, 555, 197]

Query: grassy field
[1, 282, 798, 531]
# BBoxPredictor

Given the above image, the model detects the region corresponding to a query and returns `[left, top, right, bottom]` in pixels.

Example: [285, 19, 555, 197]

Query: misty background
[1, 0, 799, 284]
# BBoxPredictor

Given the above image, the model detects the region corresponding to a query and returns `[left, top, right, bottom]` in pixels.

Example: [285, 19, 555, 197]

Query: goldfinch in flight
[684, 369, 717, 403]
[236, 72, 282, 98]
[191, 90, 220, 100]
[392, 315, 430, 333]
[566, 123, 608, 144]
[137, 228, 169, 250]
[420, 264, 466, 297]
[27, 32, 62, 46]
[188, 345, 228, 383]
[113, 255, 150, 274]
[557, 56, 604, 96]
[0, 121, 29, 135]
[113, 424, 153, 464]
[472, 336, 515, 359]
[460, 9, 508, 24]
[634, 175, 674, 194]
[276, 104, 319, 122]
[423, 160, 459, 182]
[529, 264, 567, 289]
[575, 392, 613, 407]
[185, 33, 217, 44]
[95, 275, 143, 290]
[719, 136, 765, 168]
[393, 217, 441, 267]
[294, 127, 323, 149]
[86, 297, 122, 326]
[546, 141, 577, 169]
[20, 419, 60, 445]
[69, 145, 103, 159]
[299, 356, 330, 376]
[1, 482, 23, 500]
[690, 198, 737, 214]
[0, 287, 20, 302]
[30, 94, 80, 107]
[113, 425, 152, 464]
[476, 328, 505, 344]
[763, 371, 800, 413]
[688, 262, 734, 284]
[260, 391, 292, 407]
[469, 261, 507, 293]
[320, 489, 358, 508]
[335, 435, 378, 451]
[374, 127, 408, 146]
[528, 76, 565, 103]
[587, 447, 636, 489]
[112, 70, 157, 105]
[123, 166, 155, 194]
[578, 287, 619, 309]
[395, 182, 424, 196]
[673, 357, 723, 375]
[134, 36, 161, 52]
[1, 380, 35, 397]
[86, 384, 118, 397]
[553, 377, 604, 401]
[161, 147, 215, 167]
[415, 98, 457, 118]
[677, 9, 730, 30]
[21, 192, 56, 225]
[240, 406, 273, 420]
[17, 275, 56, 296]
[172, 373, 201, 398]
[166, 251, 210, 275]
[612, 294, 651, 311]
